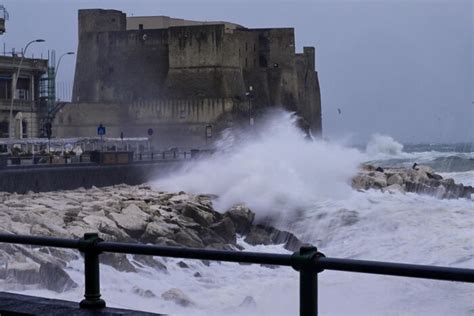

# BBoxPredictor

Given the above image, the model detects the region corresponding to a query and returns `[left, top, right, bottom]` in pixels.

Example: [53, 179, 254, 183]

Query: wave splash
[154, 110, 364, 220]
[365, 134, 404, 157]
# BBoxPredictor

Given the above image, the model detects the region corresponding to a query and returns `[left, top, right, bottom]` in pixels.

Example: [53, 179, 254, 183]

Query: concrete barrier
[0, 161, 183, 193]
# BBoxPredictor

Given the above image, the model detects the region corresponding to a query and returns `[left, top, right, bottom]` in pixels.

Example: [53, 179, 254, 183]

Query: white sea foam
[366, 134, 404, 157]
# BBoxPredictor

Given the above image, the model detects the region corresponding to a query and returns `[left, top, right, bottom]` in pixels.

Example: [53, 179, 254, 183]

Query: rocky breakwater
[352, 164, 474, 199]
[0, 185, 302, 299]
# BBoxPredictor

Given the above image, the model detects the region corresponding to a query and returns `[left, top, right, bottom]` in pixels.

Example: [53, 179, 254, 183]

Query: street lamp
[8, 38, 45, 139]
[55, 51, 74, 82]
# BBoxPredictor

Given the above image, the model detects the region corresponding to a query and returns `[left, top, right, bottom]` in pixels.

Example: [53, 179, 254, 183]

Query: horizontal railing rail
[0, 233, 472, 315]
[1, 150, 208, 167]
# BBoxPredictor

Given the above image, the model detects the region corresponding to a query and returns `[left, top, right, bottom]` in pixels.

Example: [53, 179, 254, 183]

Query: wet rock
[387, 174, 403, 186]
[193, 272, 202, 278]
[6, 261, 40, 284]
[141, 221, 179, 242]
[239, 296, 257, 309]
[173, 230, 204, 248]
[244, 225, 303, 251]
[161, 288, 195, 307]
[109, 204, 149, 238]
[225, 204, 255, 235]
[39, 262, 78, 293]
[181, 204, 215, 227]
[210, 217, 236, 244]
[132, 255, 167, 271]
[384, 184, 405, 194]
[177, 261, 189, 268]
[132, 286, 156, 298]
[100, 253, 136, 272]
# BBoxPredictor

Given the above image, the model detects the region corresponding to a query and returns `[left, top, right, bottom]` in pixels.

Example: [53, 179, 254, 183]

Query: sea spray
[365, 133, 404, 157]
[154, 110, 365, 221]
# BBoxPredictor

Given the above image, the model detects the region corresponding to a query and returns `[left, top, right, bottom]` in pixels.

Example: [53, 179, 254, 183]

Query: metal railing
[0, 233, 472, 315]
[1, 150, 205, 167]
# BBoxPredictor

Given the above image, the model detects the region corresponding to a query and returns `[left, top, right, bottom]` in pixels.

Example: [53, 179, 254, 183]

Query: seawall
[0, 161, 183, 194]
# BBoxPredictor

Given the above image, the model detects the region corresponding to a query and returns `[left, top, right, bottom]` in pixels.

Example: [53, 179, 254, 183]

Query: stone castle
[54, 9, 322, 148]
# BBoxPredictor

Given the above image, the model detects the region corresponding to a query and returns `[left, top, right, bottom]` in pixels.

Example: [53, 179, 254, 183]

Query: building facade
[55, 9, 322, 149]
[0, 55, 48, 139]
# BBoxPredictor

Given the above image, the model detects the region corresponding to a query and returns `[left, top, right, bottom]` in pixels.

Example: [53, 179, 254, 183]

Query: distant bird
[337, 108, 342, 114]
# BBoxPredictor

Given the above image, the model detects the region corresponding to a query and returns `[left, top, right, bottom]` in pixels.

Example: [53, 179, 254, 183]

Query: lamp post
[55, 51, 74, 86]
[47, 51, 74, 123]
[8, 39, 45, 139]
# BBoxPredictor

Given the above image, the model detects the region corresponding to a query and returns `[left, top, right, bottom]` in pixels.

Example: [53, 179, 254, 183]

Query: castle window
[245, 58, 248, 68]
[139, 24, 144, 30]
[245, 42, 248, 51]
[259, 55, 268, 67]
[111, 18, 116, 22]
[254, 43, 256, 51]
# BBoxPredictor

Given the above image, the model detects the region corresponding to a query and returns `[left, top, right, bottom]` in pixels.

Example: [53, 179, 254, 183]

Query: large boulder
[210, 217, 236, 244]
[181, 204, 216, 227]
[108, 204, 150, 238]
[225, 204, 255, 235]
[141, 221, 180, 243]
[100, 253, 136, 272]
[244, 225, 303, 251]
[39, 262, 78, 293]
[6, 261, 40, 284]
[387, 174, 403, 186]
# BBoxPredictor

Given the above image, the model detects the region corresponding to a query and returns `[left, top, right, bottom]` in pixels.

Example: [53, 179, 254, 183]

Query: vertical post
[300, 259, 318, 316]
[79, 233, 106, 309]
[291, 246, 324, 316]
[151, 152, 154, 161]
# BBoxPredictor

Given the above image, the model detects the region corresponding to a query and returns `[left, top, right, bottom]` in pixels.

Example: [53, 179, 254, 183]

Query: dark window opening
[22, 121, 27, 138]
[245, 58, 248, 68]
[0, 74, 11, 99]
[245, 42, 248, 51]
[0, 121, 8, 138]
[259, 55, 268, 67]
[111, 18, 116, 22]
[139, 24, 144, 30]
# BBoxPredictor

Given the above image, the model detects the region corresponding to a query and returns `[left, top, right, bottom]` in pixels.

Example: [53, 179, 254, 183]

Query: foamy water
[9, 112, 474, 315]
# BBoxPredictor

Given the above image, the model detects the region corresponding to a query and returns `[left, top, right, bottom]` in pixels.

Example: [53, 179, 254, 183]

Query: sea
[13, 112, 474, 315]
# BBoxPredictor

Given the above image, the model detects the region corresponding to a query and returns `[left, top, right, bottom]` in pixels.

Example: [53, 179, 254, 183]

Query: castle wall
[74, 10, 168, 103]
[164, 24, 245, 99]
[296, 47, 322, 134]
[54, 98, 237, 149]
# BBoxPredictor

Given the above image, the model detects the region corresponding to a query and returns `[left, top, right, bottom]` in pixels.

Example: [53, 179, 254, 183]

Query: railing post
[291, 245, 325, 316]
[151, 152, 154, 160]
[79, 233, 106, 309]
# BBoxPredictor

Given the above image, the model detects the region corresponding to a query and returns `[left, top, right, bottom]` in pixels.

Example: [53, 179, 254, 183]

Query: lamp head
[35, 39, 45, 43]
[66, 52, 75, 55]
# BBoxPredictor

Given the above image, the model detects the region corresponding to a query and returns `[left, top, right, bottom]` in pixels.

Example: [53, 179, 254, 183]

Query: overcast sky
[1, 0, 472, 144]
